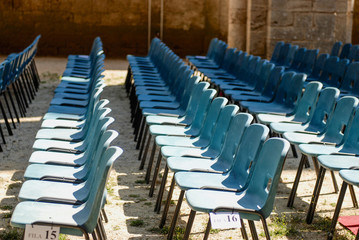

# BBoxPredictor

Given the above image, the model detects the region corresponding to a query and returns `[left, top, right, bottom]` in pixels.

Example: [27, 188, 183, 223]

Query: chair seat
[35, 128, 86, 141]
[32, 139, 86, 152]
[318, 155, 359, 171]
[149, 125, 196, 137]
[11, 201, 86, 236]
[283, 132, 340, 145]
[340, 169, 359, 186]
[167, 156, 229, 173]
[185, 189, 263, 221]
[175, 171, 245, 191]
[146, 115, 189, 126]
[257, 113, 295, 125]
[18, 180, 88, 203]
[28, 151, 87, 166]
[24, 163, 87, 180]
[155, 136, 209, 148]
[270, 122, 320, 135]
[161, 145, 219, 159]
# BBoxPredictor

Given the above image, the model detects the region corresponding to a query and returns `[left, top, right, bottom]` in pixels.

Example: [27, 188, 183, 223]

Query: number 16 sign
[210, 212, 242, 229]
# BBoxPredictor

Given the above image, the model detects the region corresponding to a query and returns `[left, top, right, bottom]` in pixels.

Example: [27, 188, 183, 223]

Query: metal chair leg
[287, 154, 307, 207]
[139, 134, 152, 170]
[138, 125, 149, 160]
[136, 116, 146, 149]
[155, 164, 169, 213]
[149, 153, 162, 197]
[261, 218, 271, 240]
[349, 184, 358, 208]
[306, 166, 326, 224]
[145, 142, 158, 183]
[248, 220, 259, 240]
[183, 210, 196, 240]
[0, 99, 13, 136]
[160, 176, 176, 228]
[330, 170, 339, 193]
[240, 219, 249, 240]
[203, 219, 211, 240]
[328, 182, 348, 240]
[167, 190, 185, 239]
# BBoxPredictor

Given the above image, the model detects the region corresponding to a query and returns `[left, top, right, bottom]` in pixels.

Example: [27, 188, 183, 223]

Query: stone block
[271, 11, 293, 26]
[294, 13, 313, 27]
[287, 1, 312, 11]
[271, 27, 305, 41]
[251, 9, 267, 31]
[313, 0, 336, 12]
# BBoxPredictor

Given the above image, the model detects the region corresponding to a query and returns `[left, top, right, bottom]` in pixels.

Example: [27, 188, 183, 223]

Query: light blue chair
[10, 146, 122, 239]
[182, 138, 290, 240]
[163, 124, 269, 238]
[328, 168, 359, 239]
[285, 96, 358, 207]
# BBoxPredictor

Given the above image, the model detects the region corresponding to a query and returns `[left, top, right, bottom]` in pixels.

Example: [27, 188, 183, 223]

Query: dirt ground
[0, 57, 357, 240]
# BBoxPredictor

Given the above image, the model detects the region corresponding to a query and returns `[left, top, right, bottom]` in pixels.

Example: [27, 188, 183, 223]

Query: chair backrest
[270, 41, 284, 63]
[340, 62, 359, 95]
[276, 43, 291, 66]
[347, 45, 359, 62]
[190, 89, 219, 133]
[84, 146, 123, 233]
[291, 81, 323, 123]
[341, 107, 359, 150]
[330, 41, 342, 57]
[230, 124, 270, 189]
[252, 61, 275, 93]
[214, 40, 228, 66]
[221, 48, 237, 72]
[260, 66, 285, 99]
[339, 43, 352, 59]
[283, 45, 299, 68]
[207, 104, 239, 153]
[231, 51, 248, 76]
[321, 96, 358, 144]
[310, 53, 329, 79]
[184, 81, 211, 121]
[241, 56, 260, 84]
[216, 113, 253, 170]
[289, 47, 306, 71]
[273, 72, 305, 109]
[198, 97, 228, 142]
[319, 56, 349, 87]
[306, 87, 340, 132]
[206, 38, 219, 59]
[298, 49, 319, 74]
[244, 138, 290, 219]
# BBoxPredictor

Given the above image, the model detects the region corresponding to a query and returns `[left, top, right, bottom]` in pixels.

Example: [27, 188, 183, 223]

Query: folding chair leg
[306, 166, 326, 224]
[248, 220, 259, 240]
[11, 84, 26, 117]
[139, 134, 152, 170]
[287, 154, 307, 207]
[330, 170, 339, 193]
[183, 210, 196, 240]
[6, 88, 20, 123]
[101, 208, 109, 223]
[145, 142, 158, 183]
[98, 218, 108, 240]
[290, 144, 298, 158]
[2, 94, 16, 129]
[349, 184, 358, 208]
[159, 176, 176, 228]
[167, 190, 185, 239]
[0, 99, 13, 136]
[312, 156, 320, 176]
[203, 219, 211, 240]
[138, 125, 149, 160]
[149, 153, 163, 197]
[125, 66, 132, 94]
[261, 218, 271, 240]
[0, 122, 6, 144]
[136, 116, 146, 149]
[328, 182, 348, 240]
[134, 112, 143, 142]
[240, 219, 249, 240]
[155, 164, 169, 213]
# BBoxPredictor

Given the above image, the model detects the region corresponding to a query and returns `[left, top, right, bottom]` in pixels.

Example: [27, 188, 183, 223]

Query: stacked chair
[10, 37, 123, 240]
[0, 35, 41, 151]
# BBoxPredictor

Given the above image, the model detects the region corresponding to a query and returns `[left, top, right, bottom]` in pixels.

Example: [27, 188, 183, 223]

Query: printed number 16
[227, 215, 238, 222]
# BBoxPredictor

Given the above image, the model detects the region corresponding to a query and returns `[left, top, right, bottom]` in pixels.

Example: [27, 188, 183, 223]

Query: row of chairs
[191, 39, 359, 238]
[0, 35, 41, 151]
[10, 37, 123, 240]
[126, 38, 294, 239]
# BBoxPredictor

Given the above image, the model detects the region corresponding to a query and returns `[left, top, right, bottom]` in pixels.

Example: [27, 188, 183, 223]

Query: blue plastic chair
[10, 146, 122, 239]
[182, 138, 290, 240]
[270, 41, 284, 64]
[297, 49, 319, 75]
[328, 168, 359, 239]
[330, 41, 342, 57]
[285, 96, 359, 207]
[287, 47, 306, 72]
[307, 53, 329, 81]
[339, 43, 352, 59]
[163, 124, 269, 238]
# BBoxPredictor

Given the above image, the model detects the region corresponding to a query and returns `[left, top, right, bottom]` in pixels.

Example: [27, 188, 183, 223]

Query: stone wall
[0, 0, 227, 57]
[267, 0, 353, 58]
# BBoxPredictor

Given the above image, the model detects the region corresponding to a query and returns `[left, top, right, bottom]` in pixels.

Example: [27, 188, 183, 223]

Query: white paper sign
[209, 212, 242, 229]
[24, 225, 60, 240]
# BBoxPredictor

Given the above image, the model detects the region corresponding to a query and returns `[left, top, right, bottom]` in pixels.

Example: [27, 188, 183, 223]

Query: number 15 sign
[24, 225, 60, 240]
